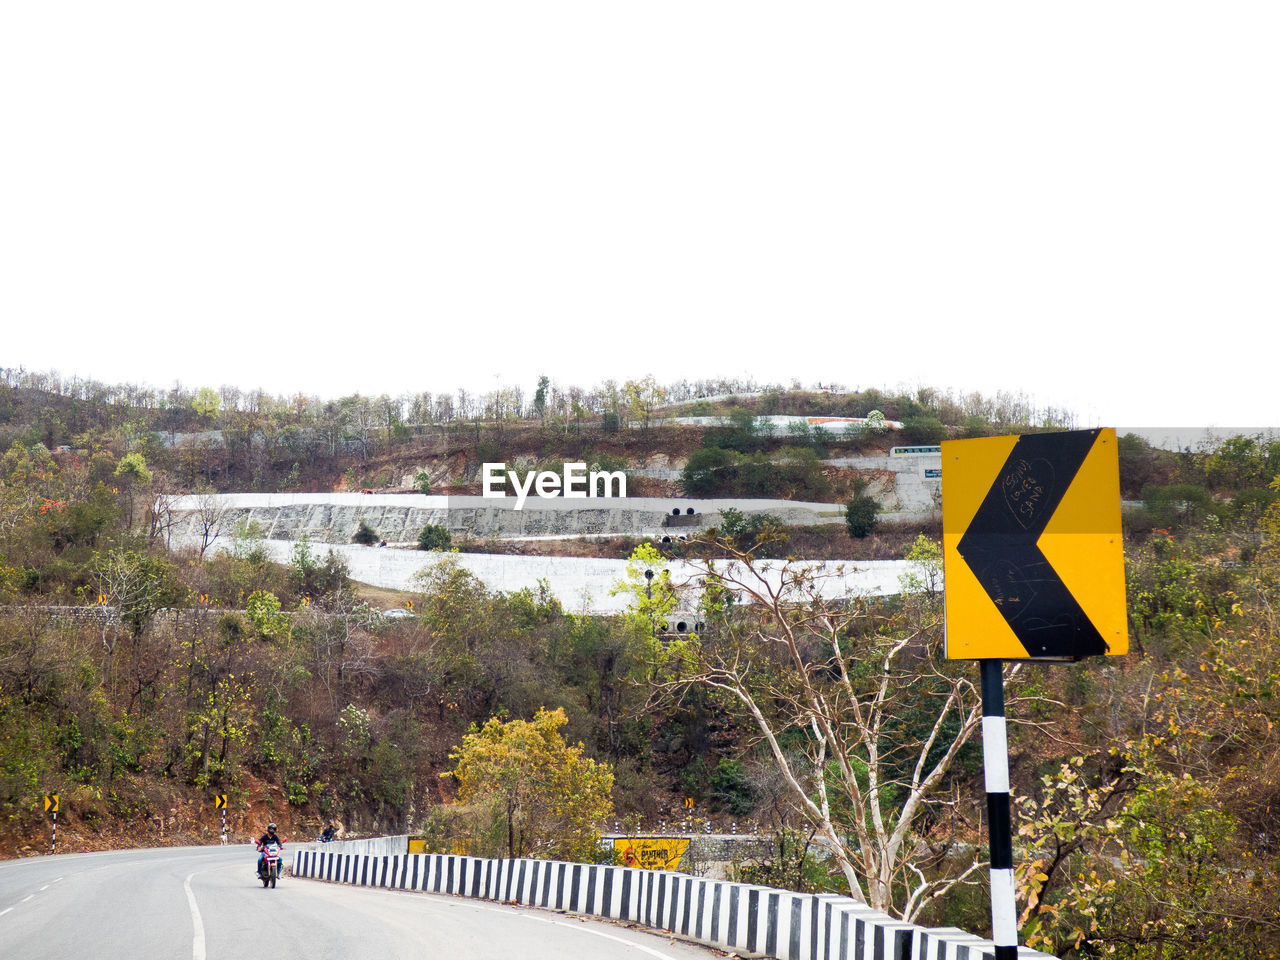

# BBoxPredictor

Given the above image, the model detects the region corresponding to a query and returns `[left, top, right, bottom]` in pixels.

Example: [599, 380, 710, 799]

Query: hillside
[1, 368, 1279, 954]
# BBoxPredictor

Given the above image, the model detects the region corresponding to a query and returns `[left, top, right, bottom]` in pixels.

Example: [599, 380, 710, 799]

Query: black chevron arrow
[956, 429, 1108, 659]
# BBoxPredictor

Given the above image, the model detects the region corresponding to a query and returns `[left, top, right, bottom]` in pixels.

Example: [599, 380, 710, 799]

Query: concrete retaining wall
[291, 843, 1058, 960]
[164, 493, 852, 545]
[176, 536, 912, 613]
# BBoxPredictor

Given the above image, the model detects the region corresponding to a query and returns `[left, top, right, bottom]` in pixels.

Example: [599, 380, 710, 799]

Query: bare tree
[148, 475, 184, 548]
[298, 594, 380, 731]
[192, 490, 230, 558]
[658, 540, 1026, 921]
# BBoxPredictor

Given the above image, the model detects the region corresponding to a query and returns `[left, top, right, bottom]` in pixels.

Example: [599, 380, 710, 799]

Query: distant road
[0, 845, 719, 960]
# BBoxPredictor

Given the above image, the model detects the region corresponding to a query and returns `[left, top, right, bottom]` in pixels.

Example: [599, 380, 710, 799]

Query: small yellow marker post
[44, 794, 59, 854]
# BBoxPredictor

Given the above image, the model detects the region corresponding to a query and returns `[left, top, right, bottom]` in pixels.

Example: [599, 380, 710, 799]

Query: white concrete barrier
[176, 534, 913, 614]
[291, 840, 1060, 960]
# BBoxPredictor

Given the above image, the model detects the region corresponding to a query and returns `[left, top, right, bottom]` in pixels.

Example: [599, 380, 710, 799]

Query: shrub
[413, 471, 432, 494]
[845, 480, 879, 539]
[710, 758, 755, 816]
[352, 520, 379, 546]
[901, 416, 946, 445]
[418, 524, 451, 551]
[717, 507, 787, 552]
[1141, 483, 1216, 528]
[682, 447, 737, 496]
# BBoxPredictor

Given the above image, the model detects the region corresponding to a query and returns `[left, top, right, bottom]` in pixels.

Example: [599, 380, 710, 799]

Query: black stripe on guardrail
[292, 846, 1063, 960]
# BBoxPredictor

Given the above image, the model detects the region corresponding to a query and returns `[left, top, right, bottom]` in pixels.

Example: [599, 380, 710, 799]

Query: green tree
[844, 479, 879, 539]
[622, 375, 666, 431]
[413, 471, 432, 494]
[612, 543, 678, 640]
[191, 388, 221, 422]
[532, 375, 550, 423]
[899, 534, 943, 595]
[245, 590, 292, 643]
[113, 452, 152, 529]
[352, 520, 378, 546]
[446, 707, 614, 860]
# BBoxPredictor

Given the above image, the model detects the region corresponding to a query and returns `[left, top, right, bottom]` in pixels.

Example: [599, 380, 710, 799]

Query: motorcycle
[258, 841, 282, 888]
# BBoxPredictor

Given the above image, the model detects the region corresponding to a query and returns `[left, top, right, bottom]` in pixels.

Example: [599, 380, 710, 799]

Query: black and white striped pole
[44, 793, 59, 854]
[216, 794, 228, 845]
[980, 659, 1017, 960]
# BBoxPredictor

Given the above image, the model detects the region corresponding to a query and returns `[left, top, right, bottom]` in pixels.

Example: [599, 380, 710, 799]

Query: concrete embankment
[632, 451, 944, 513]
[166, 493, 864, 545]
[178, 534, 912, 613]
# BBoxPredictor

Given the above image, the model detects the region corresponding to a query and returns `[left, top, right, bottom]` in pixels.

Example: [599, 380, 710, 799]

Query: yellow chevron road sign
[215, 795, 228, 809]
[44, 794, 59, 813]
[942, 428, 1127, 661]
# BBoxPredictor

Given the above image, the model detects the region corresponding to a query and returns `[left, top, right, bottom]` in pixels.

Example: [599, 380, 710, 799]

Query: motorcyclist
[256, 822, 285, 878]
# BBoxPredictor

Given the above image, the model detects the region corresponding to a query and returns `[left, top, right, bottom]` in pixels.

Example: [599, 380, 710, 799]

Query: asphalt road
[0, 845, 722, 960]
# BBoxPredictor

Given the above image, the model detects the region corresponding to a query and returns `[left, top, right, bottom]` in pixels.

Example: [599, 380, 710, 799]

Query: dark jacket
[257, 831, 285, 850]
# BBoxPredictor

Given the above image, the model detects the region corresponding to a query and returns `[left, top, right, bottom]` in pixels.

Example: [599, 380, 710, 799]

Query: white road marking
[350, 888, 698, 959]
[20, 895, 33, 903]
[183, 873, 206, 960]
[0, 907, 13, 917]
[517, 911, 688, 960]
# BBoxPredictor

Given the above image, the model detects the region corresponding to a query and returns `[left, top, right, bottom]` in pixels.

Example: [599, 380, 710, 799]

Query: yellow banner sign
[614, 837, 690, 871]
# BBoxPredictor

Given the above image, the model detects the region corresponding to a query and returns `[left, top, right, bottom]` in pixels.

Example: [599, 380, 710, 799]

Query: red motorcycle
[257, 841, 282, 888]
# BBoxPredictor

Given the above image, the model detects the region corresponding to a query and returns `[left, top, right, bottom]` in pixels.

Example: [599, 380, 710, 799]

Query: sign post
[44, 794, 59, 854]
[943, 428, 1127, 960]
[215, 794, 228, 845]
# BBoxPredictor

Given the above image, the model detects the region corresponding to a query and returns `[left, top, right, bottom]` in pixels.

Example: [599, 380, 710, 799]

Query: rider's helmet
[268, 822, 277, 832]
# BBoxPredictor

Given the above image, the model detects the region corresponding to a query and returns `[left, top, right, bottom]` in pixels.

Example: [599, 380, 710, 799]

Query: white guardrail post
[292, 839, 1061, 960]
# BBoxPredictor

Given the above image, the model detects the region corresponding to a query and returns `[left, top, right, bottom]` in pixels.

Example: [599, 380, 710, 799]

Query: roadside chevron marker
[942, 428, 1127, 660]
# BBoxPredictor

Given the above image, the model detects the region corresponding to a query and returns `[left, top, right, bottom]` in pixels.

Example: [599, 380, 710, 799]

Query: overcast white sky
[2, 3, 1276, 427]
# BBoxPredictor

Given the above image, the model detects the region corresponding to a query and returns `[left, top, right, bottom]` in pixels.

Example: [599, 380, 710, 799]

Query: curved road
[0, 845, 720, 960]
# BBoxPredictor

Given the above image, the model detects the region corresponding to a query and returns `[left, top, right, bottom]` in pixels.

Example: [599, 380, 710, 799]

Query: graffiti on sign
[614, 837, 690, 871]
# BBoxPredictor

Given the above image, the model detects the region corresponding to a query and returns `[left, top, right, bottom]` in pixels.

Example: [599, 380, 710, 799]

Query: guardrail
[292, 843, 1058, 960]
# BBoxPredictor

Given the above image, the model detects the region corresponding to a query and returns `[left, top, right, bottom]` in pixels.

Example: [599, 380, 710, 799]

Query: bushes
[352, 520, 378, 546]
[1140, 483, 1216, 528]
[710, 757, 755, 815]
[716, 507, 786, 552]
[900, 415, 946, 445]
[844, 480, 879, 539]
[682, 447, 736, 496]
[418, 524, 451, 551]
[683, 445, 832, 500]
